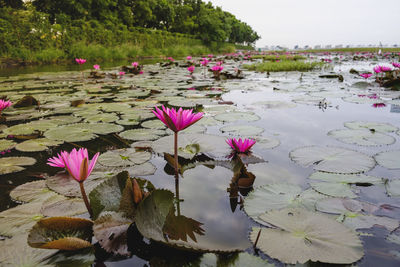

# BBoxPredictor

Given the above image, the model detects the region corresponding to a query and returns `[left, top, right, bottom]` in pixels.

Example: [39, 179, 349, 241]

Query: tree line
[1, 0, 260, 45]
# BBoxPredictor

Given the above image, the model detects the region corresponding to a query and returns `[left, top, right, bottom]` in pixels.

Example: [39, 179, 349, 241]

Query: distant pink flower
[368, 94, 378, 99]
[186, 56, 192, 60]
[358, 94, 366, 98]
[93, 64, 100, 70]
[381, 66, 392, 72]
[0, 99, 12, 113]
[188, 87, 196, 90]
[119, 71, 125, 76]
[392, 62, 400, 68]
[200, 58, 209, 66]
[139, 70, 144, 74]
[226, 138, 256, 153]
[360, 73, 373, 79]
[216, 61, 223, 66]
[47, 152, 65, 168]
[372, 103, 386, 108]
[167, 57, 175, 62]
[211, 65, 224, 72]
[208, 54, 214, 58]
[187, 65, 195, 74]
[373, 66, 382, 73]
[132, 62, 139, 68]
[152, 105, 203, 133]
[75, 58, 86, 65]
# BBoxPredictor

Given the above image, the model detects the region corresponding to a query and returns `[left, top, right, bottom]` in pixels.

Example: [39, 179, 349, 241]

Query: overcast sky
[208, 0, 400, 48]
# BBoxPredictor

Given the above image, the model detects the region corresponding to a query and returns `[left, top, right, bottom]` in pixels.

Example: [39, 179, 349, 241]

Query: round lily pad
[0, 157, 36, 175]
[141, 119, 166, 129]
[385, 179, 400, 197]
[40, 195, 87, 217]
[98, 149, 151, 167]
[0, 202, 43, 236]
[310, 181, 357, 198]
[220, 125, 264, 136]
[0, 139, 16, 151]
[252, 100, 296, 109]
[10, 180, 57, 203]
[374, 150, 400, 169]
[344, 121, 398, 133]
[119, 128, 165, 141]
[309, 171, 383, 184]
[215, 112, 260, 122]
[250, 208, 364, 264]
[328, 129, 395, 146]
[15, 138, 63, 152]
[290, 146, 375, 174]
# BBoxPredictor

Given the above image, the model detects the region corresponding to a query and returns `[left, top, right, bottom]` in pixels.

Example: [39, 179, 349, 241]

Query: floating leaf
[98, 149, 151, 167]
[385, 179, 400, 197]
[244, 184, 326, 225]
[15, 138, 63, 152]
[152, 134, 230, 159]
[119, 128, 165, 141]
[214, 112, 260, 122]
[290, 146, 375, 174]
[250, 208, 364, 264]
[0, 139, 16, 151]
[310, 181, 357, 198]
[252, 100, 296, 109]
[41, 196, 86, 217]
[220, 125, 264, 136]
[344, 121, 398, 133]
[328, 129, 395, 146]
[0, 202, 43, 236]
[309, 171, 383, 185]
[93, 211, 132, 256]
[10, 180, 58, 203]
[375, 150, 400, 169]
[141, 119, 166, 129]
[0, 156, 36, 175]
[28, 217, 93, 250]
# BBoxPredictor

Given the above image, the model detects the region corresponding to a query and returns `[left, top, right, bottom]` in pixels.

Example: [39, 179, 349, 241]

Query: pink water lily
[153, 105, 203, 133]
[132, 62, 139, 68]
[0, 99, 12, 113]
[360, 73, 373, 79]
[381, 66, 392, 72]
[167, 57, 175, 62]
[372, 103, 386, 108]
[47, 152, 65, 168]
[187, 65, 195, 74]
[93, 64, 100, 70]
[373, 66, 382, 73]
[211, 65, 224, 72]
[226, 138, 256, 153]
[186, 56, 192, 60]
[200, 58, 209, 66]
[58, 148, 99, 182]
[119, 71, 125, 76]
[75, 58, 86, 65]
[392, 62, 400, 68]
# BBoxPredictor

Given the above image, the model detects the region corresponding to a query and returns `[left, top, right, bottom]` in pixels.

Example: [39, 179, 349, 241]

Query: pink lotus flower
[381, 66, 392, 72]
[75, 58, 86, 65]
[392, 62, 400, 68]
[373, 66, 382, 73]
[187, 65, 195, 74]
[208, 54, 214, 58]
[360, 73, 373, 79]
[167, 57, 175, 62]
[119, 71, 125, 76]
[50, 148, 99, 183]
[368, 93, 378, 99]
[0, 99, 12, 113]
[132, 62, 139, 68]
[47, 152, 65, 168]
[93, 64, 100, 70]
[186, 56, 192, 60]
[226, 138, 256, 153]
[372, 103, 386, 108]
[152, 105, 203, 133]
[200, 58, 209, 66]
[139, 70, 144, 74]
[211, 65, 224, 72]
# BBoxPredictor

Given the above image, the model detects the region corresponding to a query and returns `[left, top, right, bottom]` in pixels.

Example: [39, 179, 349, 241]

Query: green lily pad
[290, 146, 375, 174]
[141, 119, 166, 129]
[385, 179, 400, 197]
[310, 181, 357, 198]
[10, 180, 57, 203]
[344, 121, 398, 133]
[152, 134, 230, 159]
[328, 129, 395, 146]
[40, 195, 87, 217]
[0, 156, 36, 175]
[244, 183, 326, 225]
[375, 150, 400, 169]
[93, 211, 132, 256]
[292, 95, 325, 105]
[215, 112, 260, 122]
[316, 197, 378, 215]
[98, 149, 151, 167]
[0, 139, 16, 151]
[309, 171, 383, 184]
[0, 202, 43, 236]
[15, 138, 63, 152]
[84, 112, 119, 123]
[250, 208, 364, 264]
[220, 125, 264, 136]
[0, 234, 55, 267]
[28, 217, 93, 250]
[44, 125, 97, 142]
[252, 100, 297, 109]
[119, 128, 165, 141]
[387, 229, 400, 245]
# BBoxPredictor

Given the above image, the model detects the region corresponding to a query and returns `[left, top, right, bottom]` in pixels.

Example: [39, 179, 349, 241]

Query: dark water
[0, 56, 399, 266]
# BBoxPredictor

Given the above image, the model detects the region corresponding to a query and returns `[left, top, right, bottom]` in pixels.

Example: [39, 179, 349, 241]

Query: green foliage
[252, 55, 306, 61]
[299, 47, 400, 53]
[244, 61, 323, 72]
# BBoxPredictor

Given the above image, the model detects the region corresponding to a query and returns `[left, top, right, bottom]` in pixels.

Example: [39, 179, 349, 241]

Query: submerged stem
[79, 182, 93, 218]
[174, 132, 179, 176]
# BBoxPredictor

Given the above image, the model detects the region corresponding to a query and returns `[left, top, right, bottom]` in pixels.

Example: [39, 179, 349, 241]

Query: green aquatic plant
[244, 61, 322, 72]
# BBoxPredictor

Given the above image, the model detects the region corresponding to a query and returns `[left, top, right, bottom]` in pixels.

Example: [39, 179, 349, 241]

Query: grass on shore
[244, 61, 323, 72]
[251, 54, 306, 61]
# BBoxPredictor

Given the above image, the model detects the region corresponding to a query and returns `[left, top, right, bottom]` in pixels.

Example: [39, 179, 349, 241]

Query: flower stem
[79, 182, 93, 218]
[174, 131, 179, 176]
